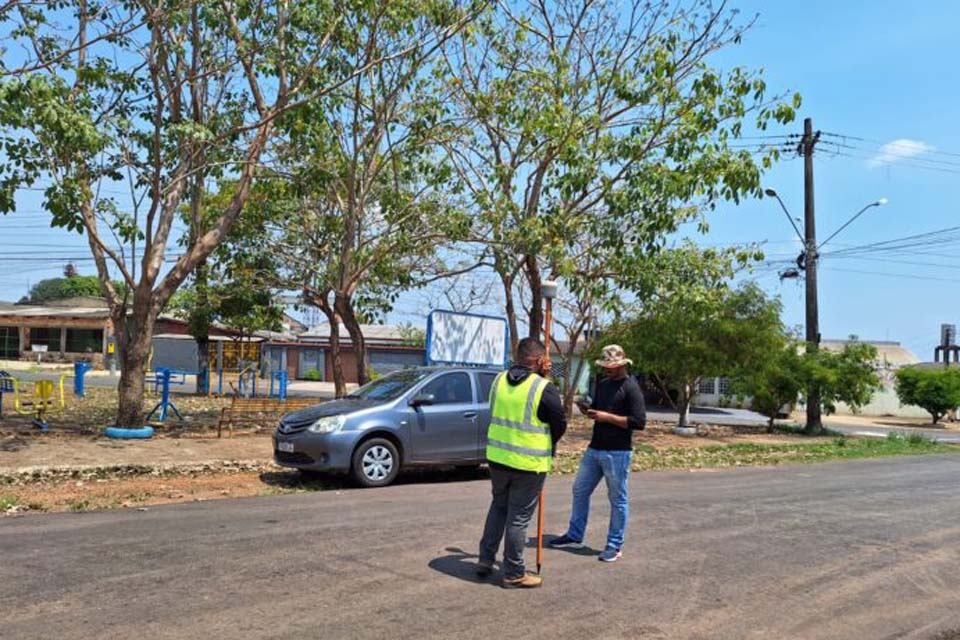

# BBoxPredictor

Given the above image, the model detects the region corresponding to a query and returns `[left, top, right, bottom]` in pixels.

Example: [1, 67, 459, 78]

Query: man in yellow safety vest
[476, 337, 567, 588]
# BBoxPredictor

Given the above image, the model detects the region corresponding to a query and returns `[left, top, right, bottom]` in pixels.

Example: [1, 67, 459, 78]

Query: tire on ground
[351, 437, 401, 488]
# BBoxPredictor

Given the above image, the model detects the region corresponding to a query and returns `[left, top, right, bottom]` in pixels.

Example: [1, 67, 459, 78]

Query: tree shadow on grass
[427, 546, 500, 587]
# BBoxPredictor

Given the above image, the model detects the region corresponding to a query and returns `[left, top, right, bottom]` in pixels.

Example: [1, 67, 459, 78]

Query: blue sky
[2, 1, 959, 361]
[696, 0, 960, 360]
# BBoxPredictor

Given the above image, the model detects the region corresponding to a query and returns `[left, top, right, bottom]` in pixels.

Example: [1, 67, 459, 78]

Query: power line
[821, 266, 960, 284]
[820, 132, 960, 160]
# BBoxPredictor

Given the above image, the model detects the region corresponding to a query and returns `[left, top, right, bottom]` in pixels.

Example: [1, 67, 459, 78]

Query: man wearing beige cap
[549, 345, 645, 562]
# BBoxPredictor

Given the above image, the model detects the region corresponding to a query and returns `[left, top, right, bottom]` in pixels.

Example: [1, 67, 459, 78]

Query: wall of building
[370, 349, 425, 376]
[152, 337, 199, 372]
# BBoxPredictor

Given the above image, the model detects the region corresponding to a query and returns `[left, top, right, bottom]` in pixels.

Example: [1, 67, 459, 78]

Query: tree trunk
[115, 307, 156, 428]
[563, 349, 589, 418]
[335, 293, 368, 386]
[676, 383, 690, 429]
[192, 258, 211, 394]
[651, 373, 677, 410]
[501, 272, 518, 355]
[328, 311, 346, 398]
[767, 415, 776, 433]
[525, 253, 543, 340]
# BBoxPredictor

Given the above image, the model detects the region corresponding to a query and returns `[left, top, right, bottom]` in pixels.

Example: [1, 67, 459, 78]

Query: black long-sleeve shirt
[588, 374, 646, 451]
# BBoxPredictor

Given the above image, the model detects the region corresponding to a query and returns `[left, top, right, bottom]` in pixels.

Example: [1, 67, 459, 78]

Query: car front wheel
[351, 438, 400, 487]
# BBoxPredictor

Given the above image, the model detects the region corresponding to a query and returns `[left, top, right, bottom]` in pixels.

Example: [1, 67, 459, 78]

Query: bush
[894, 367, 960, 424]
[302, 369, 322, 381]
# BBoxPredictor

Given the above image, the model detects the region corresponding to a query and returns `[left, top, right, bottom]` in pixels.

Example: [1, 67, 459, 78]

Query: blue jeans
[566, 447, 632, 550]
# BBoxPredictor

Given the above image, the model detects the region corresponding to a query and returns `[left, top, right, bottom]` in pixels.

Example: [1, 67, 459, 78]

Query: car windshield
[348, 369, 433, 402]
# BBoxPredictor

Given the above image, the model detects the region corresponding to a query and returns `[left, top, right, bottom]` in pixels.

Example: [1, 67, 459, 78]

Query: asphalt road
[4, 456, 960, 639]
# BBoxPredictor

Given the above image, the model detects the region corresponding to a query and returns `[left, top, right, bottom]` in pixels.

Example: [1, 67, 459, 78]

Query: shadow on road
[529, 534, 600, 557]
[428, 546, 500, 587]
[259, 465, 491, 492]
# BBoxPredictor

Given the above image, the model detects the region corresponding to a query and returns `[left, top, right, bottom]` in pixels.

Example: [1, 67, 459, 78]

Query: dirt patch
[3, 470, 279, 514]
[0, 431, 274, 470]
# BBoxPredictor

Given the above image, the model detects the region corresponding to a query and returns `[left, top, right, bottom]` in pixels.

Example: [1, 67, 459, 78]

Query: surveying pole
[801, 118, 822, 434]
[537, 279, 558, 575]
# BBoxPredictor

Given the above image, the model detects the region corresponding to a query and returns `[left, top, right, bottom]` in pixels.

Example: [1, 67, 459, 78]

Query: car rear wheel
[351, 438, 400, 487]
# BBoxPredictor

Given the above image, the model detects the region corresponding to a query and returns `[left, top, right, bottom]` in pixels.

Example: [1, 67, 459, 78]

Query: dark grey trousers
[478, 464, 546, 579]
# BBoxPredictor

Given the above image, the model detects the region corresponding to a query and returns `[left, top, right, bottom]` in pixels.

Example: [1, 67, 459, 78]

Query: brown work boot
[501, 572, 542, 589]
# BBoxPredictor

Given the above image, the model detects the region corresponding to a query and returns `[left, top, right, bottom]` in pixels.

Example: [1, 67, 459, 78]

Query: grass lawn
[554, 432, 955, 474]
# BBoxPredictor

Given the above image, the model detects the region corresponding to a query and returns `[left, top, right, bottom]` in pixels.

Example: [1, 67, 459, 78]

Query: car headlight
[308, 415, 346, 434]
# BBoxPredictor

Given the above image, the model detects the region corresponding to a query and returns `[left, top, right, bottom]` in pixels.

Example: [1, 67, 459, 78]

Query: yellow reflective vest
[485, 371, 552, 473]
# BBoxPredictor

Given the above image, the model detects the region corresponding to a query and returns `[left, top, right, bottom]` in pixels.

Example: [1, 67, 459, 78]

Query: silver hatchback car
[273, 366, 500, 487]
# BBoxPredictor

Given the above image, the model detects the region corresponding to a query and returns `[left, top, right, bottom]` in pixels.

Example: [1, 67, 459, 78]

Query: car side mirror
[409, 393, 436, 407]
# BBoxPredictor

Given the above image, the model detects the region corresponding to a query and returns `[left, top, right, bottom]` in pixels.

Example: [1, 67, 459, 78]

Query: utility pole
[802, 117, 822, 435]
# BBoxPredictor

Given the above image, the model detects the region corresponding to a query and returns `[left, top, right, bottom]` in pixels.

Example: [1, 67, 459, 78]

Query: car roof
[412, 365, 503, 374]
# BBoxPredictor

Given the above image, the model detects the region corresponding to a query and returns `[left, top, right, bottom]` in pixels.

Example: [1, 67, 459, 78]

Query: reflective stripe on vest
[485, 372, 552, 472]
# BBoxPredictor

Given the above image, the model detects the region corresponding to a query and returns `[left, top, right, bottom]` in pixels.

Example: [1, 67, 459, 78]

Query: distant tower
[935, 324, 959, 364]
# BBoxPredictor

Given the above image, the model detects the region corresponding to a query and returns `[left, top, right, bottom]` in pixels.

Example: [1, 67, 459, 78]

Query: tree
[736, 339, 882, 432]
[894, 367, 960, 424]
[19, 275, 126, 304]
[268, 2, 476, 393]
[600, 248, 780, 431]
[0, 0, 471, 426]
[442, 0, 798, 349]
[813, 343, 882, 421]
[734, 340, 807, 431]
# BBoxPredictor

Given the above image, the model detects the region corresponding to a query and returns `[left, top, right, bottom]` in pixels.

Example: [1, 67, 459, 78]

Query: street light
[764, 188, 804, 244]
[765, 188, 889, 435]
[818, 198, 887, 250]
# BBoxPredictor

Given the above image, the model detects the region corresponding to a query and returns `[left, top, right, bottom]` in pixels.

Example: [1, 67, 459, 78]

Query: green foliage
[445, 0, 798, 334]
[19, 276, 107, 303]
[397, 323, 427, 347]
[738, 340, 882, 428]
[894, 366, 960, 423]
[303, 369, 323, 381]
[598, 250, 782, 425]
[811, 343, 882, 415]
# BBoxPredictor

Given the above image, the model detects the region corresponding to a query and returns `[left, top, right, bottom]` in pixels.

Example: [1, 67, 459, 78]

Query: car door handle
[463, 411, 478, 419]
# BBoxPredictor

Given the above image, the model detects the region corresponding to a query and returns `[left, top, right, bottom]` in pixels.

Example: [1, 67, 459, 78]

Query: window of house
[698, 378, 716, 395]
[65, 328, 103, 353]
[718, 377, 732, 395]
[0, 327, 17, 358]
[30, 327, 61, 352]
[421, 372, 473, 404]
[477, 372, 498, 404]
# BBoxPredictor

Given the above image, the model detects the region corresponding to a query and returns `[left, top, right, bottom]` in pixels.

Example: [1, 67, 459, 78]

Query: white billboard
[426, 310, 509, 368]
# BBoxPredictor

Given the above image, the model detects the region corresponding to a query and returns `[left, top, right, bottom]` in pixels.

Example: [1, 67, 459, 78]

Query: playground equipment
[0, 373, 66, 431]
[233, 363, 259, 398]
[73, 361, 92, 397]
[144, 367, 184, 423]
[268, 370, 288, 400]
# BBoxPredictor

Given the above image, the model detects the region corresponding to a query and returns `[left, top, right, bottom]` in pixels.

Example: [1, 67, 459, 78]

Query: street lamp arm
[818, 199, 886, 250]
[765, 189, 805, 244]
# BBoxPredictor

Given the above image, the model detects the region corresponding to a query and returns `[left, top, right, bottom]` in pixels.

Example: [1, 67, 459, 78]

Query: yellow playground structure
[0, 374, 66, 431]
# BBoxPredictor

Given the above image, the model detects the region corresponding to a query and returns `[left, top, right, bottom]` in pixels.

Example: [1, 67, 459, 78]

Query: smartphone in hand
[576, 395, 592, 414]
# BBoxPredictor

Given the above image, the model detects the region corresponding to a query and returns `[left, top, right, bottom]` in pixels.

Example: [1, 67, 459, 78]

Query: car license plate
[277, 441, 295, 453]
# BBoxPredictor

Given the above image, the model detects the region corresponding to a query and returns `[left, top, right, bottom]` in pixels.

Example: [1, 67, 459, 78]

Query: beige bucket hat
[595, 344, 633, 369]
